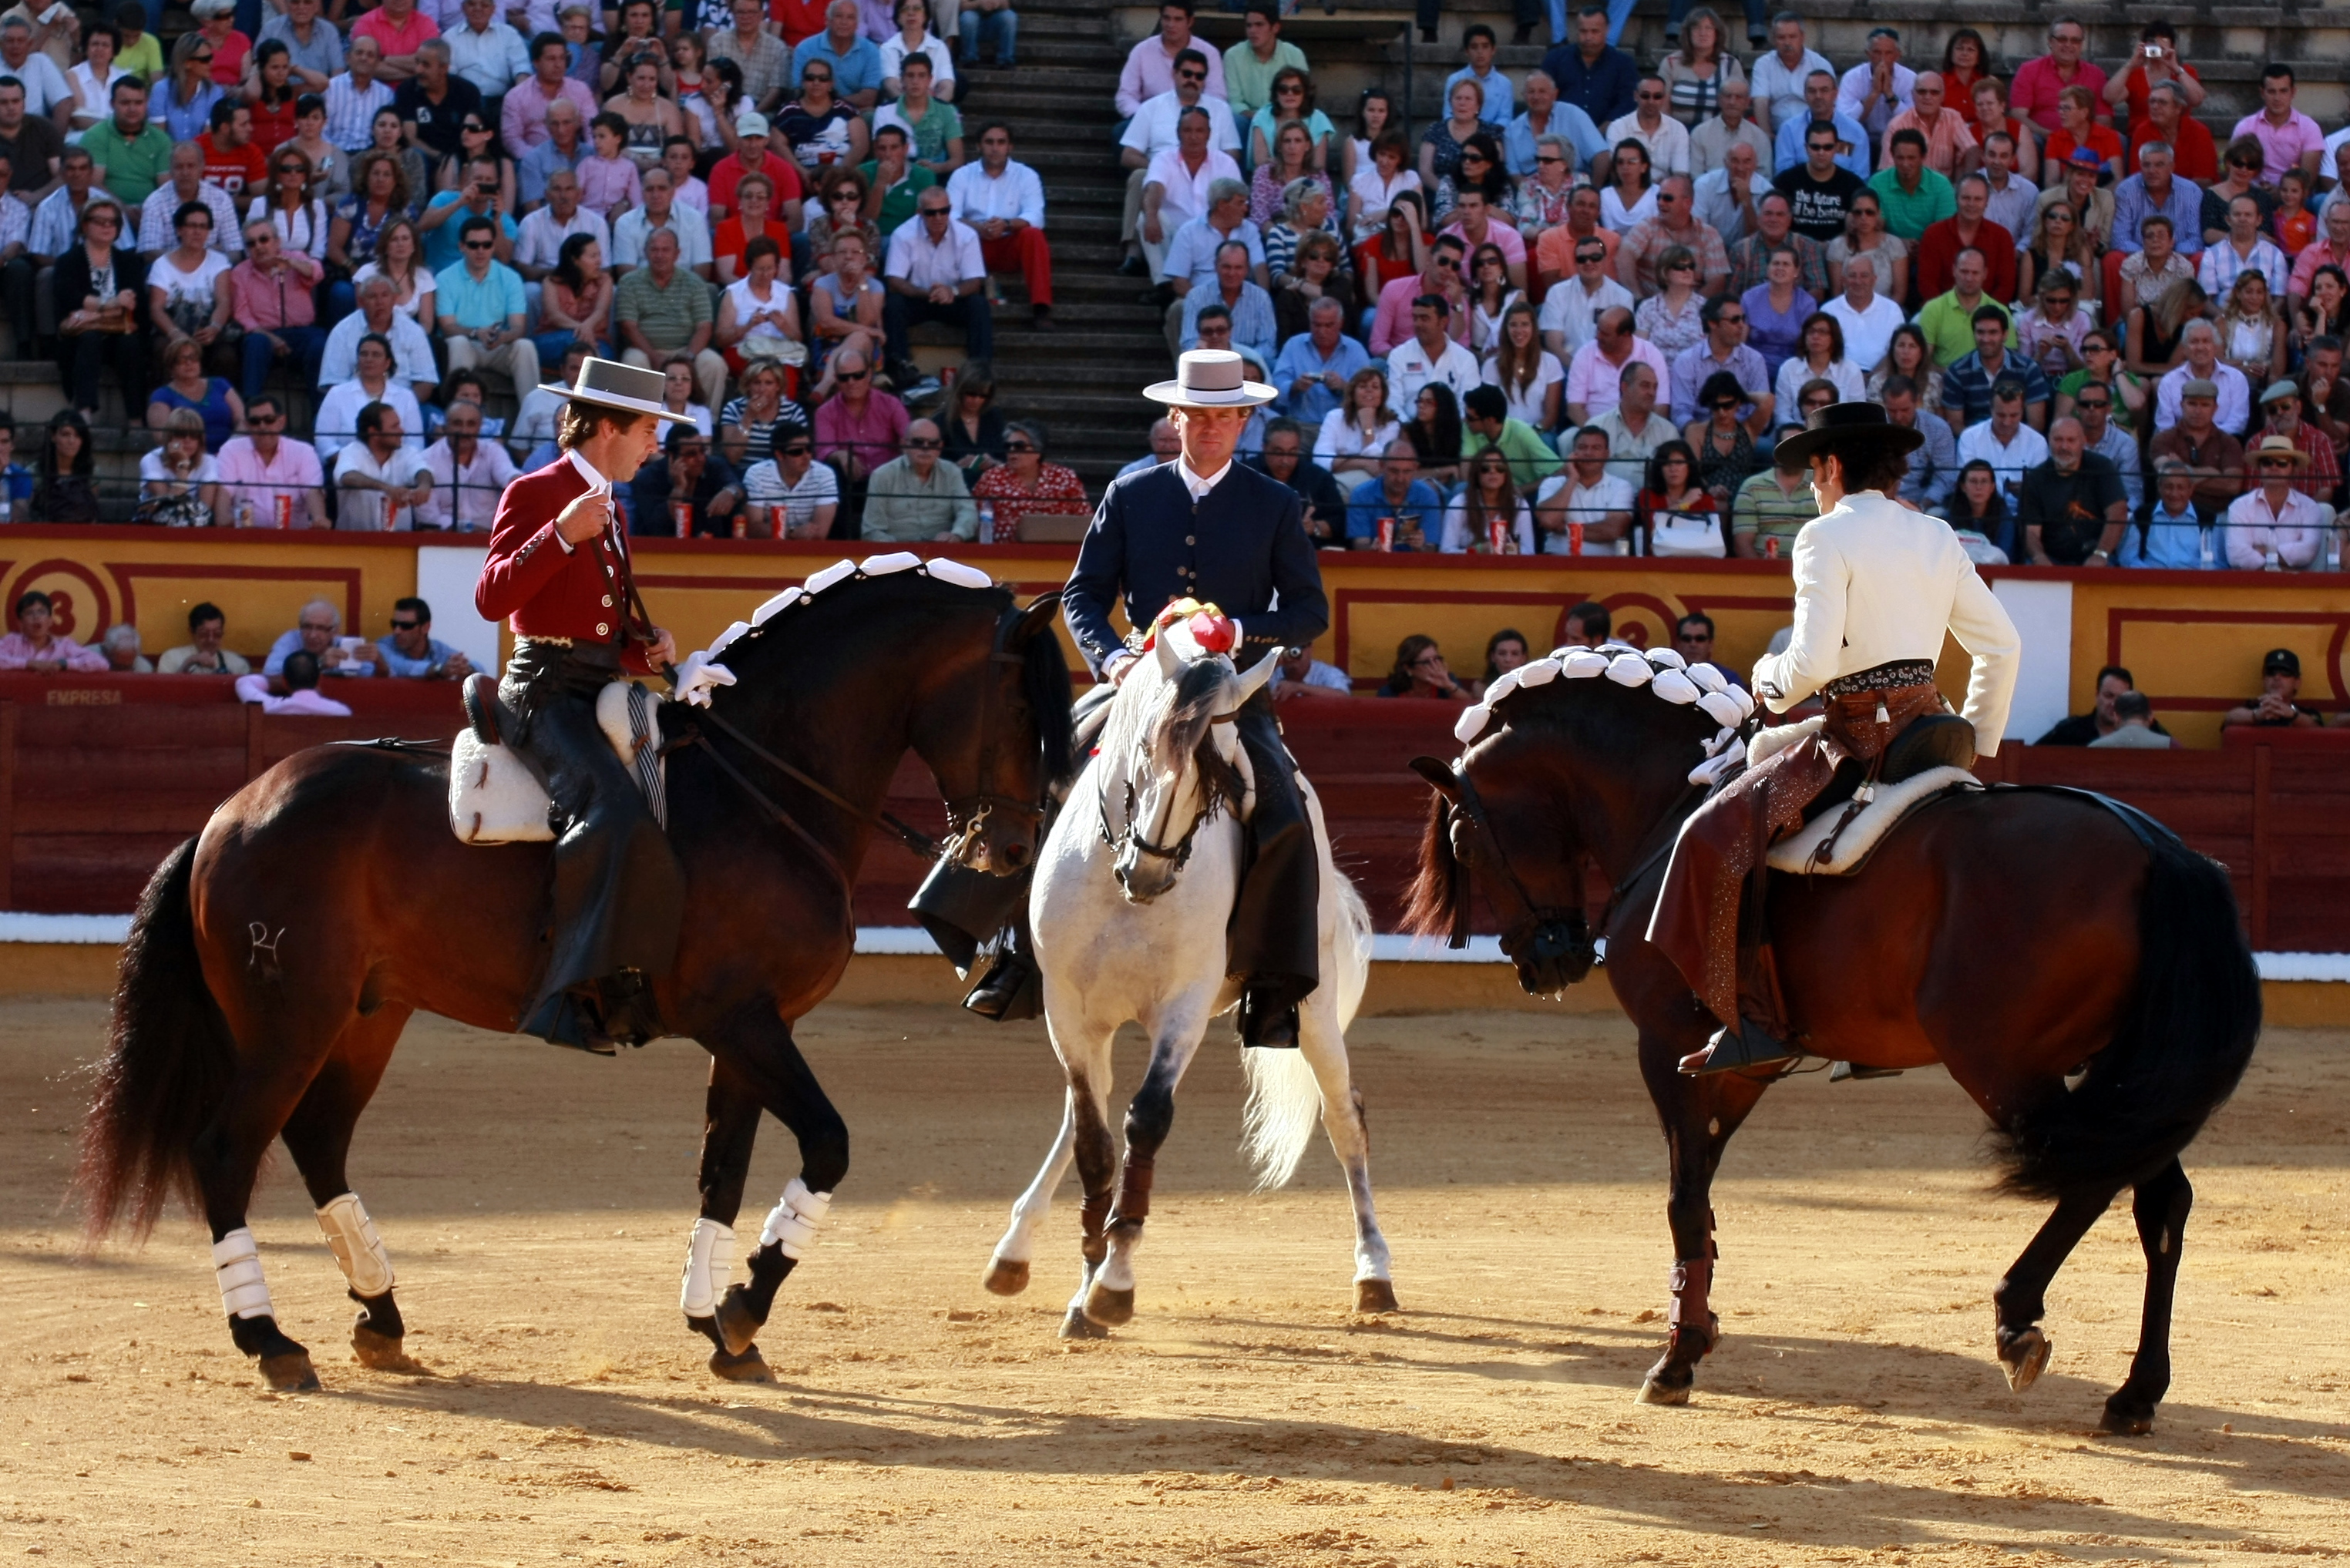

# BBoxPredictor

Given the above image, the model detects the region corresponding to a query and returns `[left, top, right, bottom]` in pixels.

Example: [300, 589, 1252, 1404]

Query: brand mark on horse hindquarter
[248, 923, 287, 972]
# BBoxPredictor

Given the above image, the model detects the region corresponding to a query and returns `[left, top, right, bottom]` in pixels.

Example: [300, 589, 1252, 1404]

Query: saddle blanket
[449, 681, 665, 844]
[1766, 763, 1981, 875]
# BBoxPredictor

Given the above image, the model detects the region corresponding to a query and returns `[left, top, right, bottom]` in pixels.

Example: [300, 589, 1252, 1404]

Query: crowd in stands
[0, 0, 1067, 540]
[1118, 3, 2350, 568]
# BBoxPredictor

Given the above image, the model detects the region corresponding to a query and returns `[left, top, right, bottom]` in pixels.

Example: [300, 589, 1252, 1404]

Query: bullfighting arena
[4, 995, 2346, 1567]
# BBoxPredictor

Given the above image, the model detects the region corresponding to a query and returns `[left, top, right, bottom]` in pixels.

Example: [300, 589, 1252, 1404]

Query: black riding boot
[1229, 695, 1317, 1048]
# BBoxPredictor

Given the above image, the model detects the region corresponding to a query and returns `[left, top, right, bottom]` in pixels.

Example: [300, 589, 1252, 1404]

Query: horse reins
[1096, 710, 1242, 876]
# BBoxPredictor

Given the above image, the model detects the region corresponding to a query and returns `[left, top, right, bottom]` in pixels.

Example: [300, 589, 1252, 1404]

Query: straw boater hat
[538, 357, 700, 424]
[1768, 401, 1925, 472]
[2250, 433, 2311, 471]
[1145, 348, 1277, 409]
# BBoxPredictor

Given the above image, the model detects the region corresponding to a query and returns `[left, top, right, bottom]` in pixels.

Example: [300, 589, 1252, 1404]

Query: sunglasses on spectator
[1716, 311, 1746, 324]
[1576, 250, 1605, 263]
[1536, 154, 1563, 164]
[388, 618, 421, 631]
[192, 51, 214, 64]
[1431, 255, 1457, 268]
[903, 437, 941, 448]
[837, 368, 869, 380]
[1807, 139, 1837, 152]
[779, 442, 812, 455]
[1636, 89, 1664, 101]
[2073, 396, 2109, 409]
[1711, 399, 1740, 411]
[2259, 457, 2295, 468]
[1005, 441, 1037, 452]
[250, 410, 283, 425]
[1177, 68, 1204, 80]
[463, 238, 494, 249]
[1277, 83, 1302, 95]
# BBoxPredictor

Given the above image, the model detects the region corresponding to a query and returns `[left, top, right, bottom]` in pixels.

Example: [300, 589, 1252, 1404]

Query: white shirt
[1120, 89, 1242, 161]
[744, 456, 841, 536]
[2224, 486, 2332, 569]
[1954, 418, 2049, 490]
[1538, 271, 1634, 357]
[444, 18, 533, 98]
[1141, 145, 1239, 233]
[1312, 407, 1400, 465]
[2, 49, 69, 117]
[1536, 471, 1636, 556]
[1750, 46, 1834, 132]
[321, 309, 439, 391]
[1753, 488, 2020, 747]
[513, 203, 609, 274]
[1836, 61, 1918, 131]
[946, 159, 1046, 230]
[1440, 496, 1535, 554]
[350, 260, 437, 321]
[885, 214, 985, 290]
[1602, 112, 1690, 177]
[2154, 361, 2253, 435]
[1384, 335, 1481, 418]
[332, 438, 432, 529]
[1480, 348, 1564, 428]
[1822, 291, 1905, 372]
[879, 32, 954, 89]
[315, 379, 426, 459]
[139, 180, 243, 257]
[235, 674, 353, 714]
[146, 246, 233, 311]
[1772, 354, 1865, 413]
[611, 202, 712, 269]
[415, 435, 519, 531]
[1690, 166, 1772, 245]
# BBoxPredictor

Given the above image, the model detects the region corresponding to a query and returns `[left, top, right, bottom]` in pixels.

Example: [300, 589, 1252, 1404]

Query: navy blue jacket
[1064, 461, 1330, 675]
[1539, 43, 1638, 128]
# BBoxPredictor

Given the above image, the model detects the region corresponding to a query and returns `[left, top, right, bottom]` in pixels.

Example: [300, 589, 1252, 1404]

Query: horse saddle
[1765, 713, 1983, 877]
[448, 672, 667, 844]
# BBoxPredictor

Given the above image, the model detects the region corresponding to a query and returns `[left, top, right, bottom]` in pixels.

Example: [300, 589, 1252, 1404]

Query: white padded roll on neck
[760, 1177, 834, 1261]
[804, 559, 861, 595]
[1605, 653, 1653, 687]
[1517, 656, 1561, 687]
[212, 1227, 274, 1321]
[751, 587, 803, 626]
[315, 1193, 395, 1298]
[1646, 647, 1688, 670]
[863, 550, 924, 576]
[1454, 706, 1491, 744]
[1651, 668, 1701, 704]
[1560, 649, 1610, 678]
[678, 1218, 736, 1318]
[923, 558, 993, 589]
[1698, 690, 1746, 728]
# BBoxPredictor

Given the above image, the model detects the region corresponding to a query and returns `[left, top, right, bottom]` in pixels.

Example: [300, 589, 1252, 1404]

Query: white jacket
[1751, 488, 2022, 753]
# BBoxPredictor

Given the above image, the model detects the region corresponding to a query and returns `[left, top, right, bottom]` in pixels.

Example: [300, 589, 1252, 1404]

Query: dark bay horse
[1405, 656, 2258, 1433]
[77, 566, 1073, 1392]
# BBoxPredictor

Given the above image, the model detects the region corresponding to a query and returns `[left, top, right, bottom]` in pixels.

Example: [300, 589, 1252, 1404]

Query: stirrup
[525, 992, 618, 1056]
[1238, 989, 1299, 1049]
[963, 949, 1041, 1022]
[1677, 1019, 1800, 1077]
[1829, 1060, 1904, 1082]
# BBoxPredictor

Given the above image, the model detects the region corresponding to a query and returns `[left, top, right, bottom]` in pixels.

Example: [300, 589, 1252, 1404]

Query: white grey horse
[981, 619, 1394, 1337]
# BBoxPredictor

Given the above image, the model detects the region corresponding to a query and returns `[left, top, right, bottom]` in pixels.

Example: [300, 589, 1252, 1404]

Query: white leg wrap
[212, 1227, 276, 1321]
[678, 1218, 736, 1317]
[758, 1177, 833, 1261]
[315, 1193, 395, 1298]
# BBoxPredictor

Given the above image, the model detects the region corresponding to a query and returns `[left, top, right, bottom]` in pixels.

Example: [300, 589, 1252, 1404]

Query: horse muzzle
[1114, 845, 1178, 903]
[1502, 915, 1598, 997]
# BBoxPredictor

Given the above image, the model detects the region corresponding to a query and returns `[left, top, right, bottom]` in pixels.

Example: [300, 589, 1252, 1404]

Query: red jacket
[1914, 217, 2016, 308]
[476, 453, 654, 674]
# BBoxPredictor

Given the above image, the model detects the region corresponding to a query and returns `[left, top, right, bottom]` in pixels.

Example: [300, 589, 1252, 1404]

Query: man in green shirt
[615, 226, 727, 412]
[1865, 128, 1955, 243]
[1222, 4, 1308, 126]
[1913, 247, 2014, 366]
[79, 77, 173, 212]
[1461, 384, 1562, 492]
[1730, 442, 1818, 556]
[859, 123, 936, 238]
[876, 55, 962, 180]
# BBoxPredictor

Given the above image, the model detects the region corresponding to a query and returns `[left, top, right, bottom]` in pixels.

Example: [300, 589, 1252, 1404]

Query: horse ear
[1410, 755, 1462, 802]
[1013, 590, 1062, 644]
[1154, 626, 1182, 681]
[1232, 646, 1279, 704]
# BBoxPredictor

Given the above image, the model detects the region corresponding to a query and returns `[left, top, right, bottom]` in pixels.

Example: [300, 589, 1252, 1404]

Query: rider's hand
[556, 487, 613, 544]
[1108, 651, 1138, 686]
[646, 627, 677, 670]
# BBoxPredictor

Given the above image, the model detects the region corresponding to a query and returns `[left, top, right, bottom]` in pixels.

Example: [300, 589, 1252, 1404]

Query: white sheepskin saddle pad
[449, 680, 665, 844]
[1766, 764, 1982, 875]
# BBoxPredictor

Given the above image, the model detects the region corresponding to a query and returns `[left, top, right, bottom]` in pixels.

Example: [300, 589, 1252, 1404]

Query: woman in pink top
[0, 591, 110, 674]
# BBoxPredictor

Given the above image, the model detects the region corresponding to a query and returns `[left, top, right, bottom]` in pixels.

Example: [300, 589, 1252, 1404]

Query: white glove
[672, 650, 738, 707]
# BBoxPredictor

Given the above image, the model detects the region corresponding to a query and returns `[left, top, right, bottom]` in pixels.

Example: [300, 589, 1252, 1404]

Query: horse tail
[76, 838, 238, 1241]
[1400, 784, 1464, 938]
[1239, 1044, 1323, 1193]
[1330, 869, 1373, 1032]
[1992, 831, 2261, 1202]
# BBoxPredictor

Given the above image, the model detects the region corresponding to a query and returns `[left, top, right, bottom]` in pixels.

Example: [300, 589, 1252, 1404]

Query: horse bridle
[1097, 711, 1243, 891]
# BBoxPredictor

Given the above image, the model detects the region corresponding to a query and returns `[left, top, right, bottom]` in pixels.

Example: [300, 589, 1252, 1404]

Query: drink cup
[1568, 519, 1585, 556]
[1377, 516, 1394, 552]
[273, 494, 292, 529]
[1488, 516, 1508, 554]
[671, 498, 692, 536]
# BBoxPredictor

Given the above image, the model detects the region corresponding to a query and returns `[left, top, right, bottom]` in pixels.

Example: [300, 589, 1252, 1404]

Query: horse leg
[1992, 1185, 2120, 1396]
[983, 1085, 1079, 1297]
[1047, 1003, 1120, 1341]
[2101, 1157, 2193, 1435]
[1299, 1002, 1394, 1312]
[698, 1000, 849, 1359]
[1637, 1049, 1771, 1406]
[680, 1058, 772, 1382]
[1084, 1004, 1212, 1329]
[275, 1007, 422, 1375]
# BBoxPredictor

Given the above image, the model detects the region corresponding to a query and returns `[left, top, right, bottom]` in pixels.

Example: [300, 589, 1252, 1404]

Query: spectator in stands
[960, 0, 1017, 70]
[256, 0, 339, 97]
[1773, 111, 1866, 249]
[1868, 128, 1952, 245]
[2042, 86, 2121, 183]
[1750, 12, 1829, 136]
[1344, 435, 1441, 549]
[1461, 381, 1558, 488]
[1273, 294, 1367, 425]
[1838, 26, 1915, 149]
[2226, 436, 2332, 569]
[1508, 73, 1602, 185]
[736, 427, 835, 537]
[627, 421, 742, 536]
[1821, 253, 1901, 374]
[143, 337, 237, 458]
[32, 149, 122, 287]
[151, 29, 226, 145]
[2068, 378, 2143, 515]
[1556, 601, 1609, 646]
[1160, 176, 1263, 327]
[720, 358, 809, 468]
[576, 111, 644, 218]
[1484, 300, 1562, 428]
[1729, 438, 1815, 557]
[131, 146, 234, 273]
[2291, 204, 2350, 311]
[1269, 226, 1352, 349]
[1615, 174, 1723, 299]
[1771, 310, 1861, 411]
[2150, 380, 2247, 515]
[322, 274, 438, 407]
[812, 344, 907, 518]
[1442, 445, 1533, 554]
[1249, 417, 1346, 546]
[1881, 71, 1975, 182]
[1672, 612, 1736, 680]
[1689, 137, 1767, 248]
[237, 649, 353, 714]
[2156, 323, 2251, 435]
[85, 77, 171, 216]
[322, 36, 393, 157]
[1118, 2, 1219, 122]
[1943, 305, 2049, 430]
[415, 396, 515, 531]
[513, 166, 607, 285]
[1377, 633, 1471, 700]
[1533, 426, 1632, 553]
[1726, 188, 1824, 297]
[1270, 642, 1351, 700]
[1955, 378, 2048, 498]
[714, 170, 796, 287]
[950, 122, 1050, 331]
[0, 591, 106, 673]
[54, 198, 146, 422]
[370, 596, 472, 679]
[213, 392, 323, 528]
[873, 55, 960, 182]
[793, 0, 882, 111]
[1915, 174, 2013, 307]
[1565, 304, 1669, 428]
[2250, 381, 2340, 505]
[1538, 230, 1630, 360]
[32, 411, 97, 524]
[443, 0, 530, 102]
[862, 416, 976, 542]
[1384, 294, 1477, 423]
[1689, 79, 1768, 181]
[1740, 244, 1813, 378]
[1422, 76, 1501, 195]
[2017, 415, 2126, 565]
[140, 408, 223, 522]
[879, 0, 955, 104]
[613, 166, 713, 281]
[1977, 133, 2039, 242]
[1666, 291, 1766, 428]
[1913, 247, 2006, 368]
[437, 213, 537, 395]
[2132, 84, 2214, 186]
[1116, 416, 1181, 481]
[1541, 7, 1635, 132]
[1583, 358, 1669, 488]
[2232, 65, 2322, 187]
[1134, 104, 1235, 287]
[333, 400, 432, 530]
[615, 225, 725, 411]
[1178, 245, 1272, 371]
[883, 184, 989, 381]
[2089, 690, 2174, 748]
[2120, 459, 2214, 569]
[970, 418, 1084, 542]
[0, 415, 26, 520]
[226, 217, 324, 406]
[516, 96, 587, 210]
[2112, 143, 2205, 269]
[2223, 648, 2323, 730]
[1313, 364, 1399, 476]
[1682, 369, 1760, 508]
[159, 602, 249, 675]
[1225, 4, 1305, 129]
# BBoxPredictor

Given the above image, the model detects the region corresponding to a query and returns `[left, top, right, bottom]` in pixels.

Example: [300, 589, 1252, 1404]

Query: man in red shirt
[2129, 82, 2216, 182]
[772, 0, 828, 47]
[474, 356, 693, 1052]
[2008, 15, 2109, 135]
[351, 0, 440, 82]
[705, 111, 805, 225]
[1914, 173, 2015, 305]
[198, 100, 267, 200]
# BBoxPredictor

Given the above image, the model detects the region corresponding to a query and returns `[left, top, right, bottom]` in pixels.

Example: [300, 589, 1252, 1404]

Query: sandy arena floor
[2, 996, 2345, 1567]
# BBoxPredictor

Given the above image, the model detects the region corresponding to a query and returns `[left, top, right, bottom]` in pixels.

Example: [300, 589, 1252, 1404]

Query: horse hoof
[1060, 1304, 1111, 1340]
[983, 1257, 1030, 1297]
[708, 1345, 774, 1384]
[259, 1351, 321, 1392]
[1636, 1376, 1691, 1406]
[1354, 1278, 1400, 1314]
[714, 1286, 763, 1358]
[2099, 1393, 2157, 1435]
[2000, 1328, 2052, 1393]
[1083, 1282, 1135, 1326]
[351, 1325, 426, 1375]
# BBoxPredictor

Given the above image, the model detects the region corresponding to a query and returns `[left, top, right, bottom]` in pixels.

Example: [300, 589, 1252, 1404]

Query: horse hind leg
[1296, 1005, 1394, 1313]
[983, 1086, 1080, 1297]
[1992, 1186, 2118, 1397]
[2100, 1157, 2192, 1435]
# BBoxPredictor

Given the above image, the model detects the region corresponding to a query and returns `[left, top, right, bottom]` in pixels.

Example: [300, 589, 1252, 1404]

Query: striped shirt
[324, 73, 395, 154]
[138, 181, 242, 257]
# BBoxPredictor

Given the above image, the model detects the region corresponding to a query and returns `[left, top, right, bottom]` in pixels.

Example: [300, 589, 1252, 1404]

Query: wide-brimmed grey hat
[536, 356, 698, 424]
[1144, 348, 1277, 409]
[1770, 400, 1924, 472]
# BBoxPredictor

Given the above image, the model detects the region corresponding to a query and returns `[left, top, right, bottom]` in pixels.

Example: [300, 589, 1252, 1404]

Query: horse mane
[1094, 651, 1241, 811]
[1400, 786, 1461, 938]
[1024, 619, 1076, 787]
